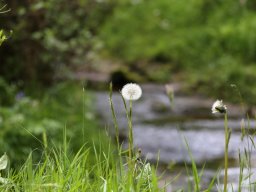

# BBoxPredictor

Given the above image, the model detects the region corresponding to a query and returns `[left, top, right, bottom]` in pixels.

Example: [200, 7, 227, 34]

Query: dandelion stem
[121, 95, 134, 161]
[128, 100, 133, 158]
[224, 113, 229, 192]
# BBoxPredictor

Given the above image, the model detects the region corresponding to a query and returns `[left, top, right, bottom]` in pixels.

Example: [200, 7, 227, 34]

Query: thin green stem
[128, 100, 133, 158]
[82, 86, 85, 143]
[127, 99, 134, 188]
[224, 113, 229, 192]
[109, 83, 119, 148]
[120, 95, 135, 188]
[121, 95, 134, 161]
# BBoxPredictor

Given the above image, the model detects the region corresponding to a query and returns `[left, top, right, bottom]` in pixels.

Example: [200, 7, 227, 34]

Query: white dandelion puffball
[121, 83, 142, 101]
[212, 100, 227, 114]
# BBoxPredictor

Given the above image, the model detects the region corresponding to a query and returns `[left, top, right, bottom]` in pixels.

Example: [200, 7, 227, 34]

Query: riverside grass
[0, 128, 161, 191]
[0, 84, 256, 191]
[0, 84, 161, 192]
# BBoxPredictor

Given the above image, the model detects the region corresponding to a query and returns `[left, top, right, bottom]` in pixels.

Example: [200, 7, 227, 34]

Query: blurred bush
[1, 0, 256, 102]
[0, 82, 107, 167]
[101, 0, 256, 68]
[99, 0, 256, 102]
[0, 0, 117, 85]
[0, 77, 16, 106]
[0, 30, 6, 46]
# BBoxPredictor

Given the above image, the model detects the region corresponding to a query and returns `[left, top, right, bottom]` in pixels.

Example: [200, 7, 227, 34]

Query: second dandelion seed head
[212, 99, 227, 114]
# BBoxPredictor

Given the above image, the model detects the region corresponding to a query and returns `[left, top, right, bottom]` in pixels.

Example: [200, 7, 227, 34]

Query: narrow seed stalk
[224, 113, 229, 192]
[121, 95, 133, 160]
[128, 100, 134, 158]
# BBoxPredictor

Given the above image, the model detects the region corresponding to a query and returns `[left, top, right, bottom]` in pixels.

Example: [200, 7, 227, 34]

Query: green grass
[0, 82, 163, 191]
[0, 81, 109, 167]
[0, 140, 161, 192]
[0, 82, 256, 191]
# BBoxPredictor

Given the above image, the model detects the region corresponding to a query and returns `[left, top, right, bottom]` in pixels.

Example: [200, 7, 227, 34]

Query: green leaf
[0, 30, 7, 46]
[0, 153, 8, 170]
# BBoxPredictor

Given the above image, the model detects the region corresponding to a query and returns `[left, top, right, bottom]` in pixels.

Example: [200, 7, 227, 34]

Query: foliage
[0, 77, 16, 106]
[0, 1, 8, 46]
[101, 0, 256, 67]
[0, 30, 6, 46]
[99, 0, 256, 103]
[0, 0, 118, 84]
[0, 83, 255, 191]
[0, 83, 162, 191]
[1, 0, 256, 103]
[0, 82, 108, 167]
[0, 142, 161, 191]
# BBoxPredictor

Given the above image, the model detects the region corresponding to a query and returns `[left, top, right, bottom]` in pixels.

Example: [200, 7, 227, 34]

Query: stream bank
[95, 84, 256, 191]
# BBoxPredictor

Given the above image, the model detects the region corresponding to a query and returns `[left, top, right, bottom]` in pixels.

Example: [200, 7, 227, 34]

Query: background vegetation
[0, 81, 109, 167]
[1, 0, 256, 176]
[0, 0, 119, 85]
[99, 0, 256, 101]
[1, 0, 256, 102]
[1, 0, 256, 103]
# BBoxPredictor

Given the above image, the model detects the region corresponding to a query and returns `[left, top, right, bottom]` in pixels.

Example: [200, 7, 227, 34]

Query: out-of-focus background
[1, 0, 256, 189]
[1, 0, 256, 94]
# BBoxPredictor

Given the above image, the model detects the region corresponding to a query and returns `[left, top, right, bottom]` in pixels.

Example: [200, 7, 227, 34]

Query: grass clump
[1, 82, 256, 191]
[0, 82, 163, 192]
[0, 82, 109, 167]
[0, 141, 161, 191]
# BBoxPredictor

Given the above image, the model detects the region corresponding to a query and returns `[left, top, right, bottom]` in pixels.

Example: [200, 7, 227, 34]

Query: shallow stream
[95, 84, 256, 191]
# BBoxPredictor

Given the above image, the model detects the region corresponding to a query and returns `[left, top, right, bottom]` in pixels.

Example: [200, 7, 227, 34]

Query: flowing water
[95, 84, 256, 191]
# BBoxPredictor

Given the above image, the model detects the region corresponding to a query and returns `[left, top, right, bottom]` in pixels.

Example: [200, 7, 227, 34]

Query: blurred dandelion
[212, 99, 229, 192]
[121, 83, 142, 101]
[165, 84, 174, 108]
[212, 100, 227, 114]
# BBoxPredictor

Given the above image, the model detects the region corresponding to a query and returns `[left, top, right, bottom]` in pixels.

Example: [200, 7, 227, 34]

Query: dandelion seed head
[121, 83, 142, 101]
[212, 99, 227, 114]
